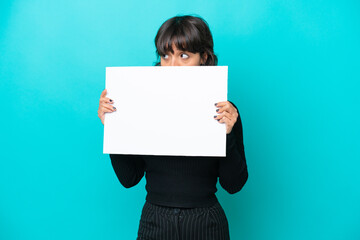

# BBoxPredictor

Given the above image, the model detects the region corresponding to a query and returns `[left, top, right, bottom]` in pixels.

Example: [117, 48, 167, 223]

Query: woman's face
[160, 44, 206, 66]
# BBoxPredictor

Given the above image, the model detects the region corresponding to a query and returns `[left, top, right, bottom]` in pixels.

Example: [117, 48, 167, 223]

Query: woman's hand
[214, 101, 238, 134]
[98, 89, 116, 125]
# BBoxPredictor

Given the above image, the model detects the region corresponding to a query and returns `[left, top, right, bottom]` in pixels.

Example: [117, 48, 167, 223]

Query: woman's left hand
[214, 101, 238, 134]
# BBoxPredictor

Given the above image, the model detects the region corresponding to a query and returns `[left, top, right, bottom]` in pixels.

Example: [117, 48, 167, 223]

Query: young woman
[97, 15, 248, 240]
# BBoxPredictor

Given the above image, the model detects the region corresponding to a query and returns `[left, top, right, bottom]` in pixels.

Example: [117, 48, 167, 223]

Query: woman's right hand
[98, 89, 116, 125]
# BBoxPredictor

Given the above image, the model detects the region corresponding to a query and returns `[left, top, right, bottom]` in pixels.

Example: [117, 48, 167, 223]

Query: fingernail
[216, 109, 219, 112]
[214, 115, 217, 118]
[113, 107, 116, 109]
[110, 99, 113, 102]
[217, 119, 220, 121]
[214, 103, 217, 106]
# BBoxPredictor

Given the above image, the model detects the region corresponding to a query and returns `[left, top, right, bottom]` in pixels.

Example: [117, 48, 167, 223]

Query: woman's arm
[99, 89, 145, 188]
[218, 103, 248, 194]
[110, 154, 145, 188]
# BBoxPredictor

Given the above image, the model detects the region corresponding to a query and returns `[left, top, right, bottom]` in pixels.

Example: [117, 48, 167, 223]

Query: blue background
[1, 0, 359, 239]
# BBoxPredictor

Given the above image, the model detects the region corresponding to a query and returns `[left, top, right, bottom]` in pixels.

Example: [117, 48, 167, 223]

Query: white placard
[103, 66, 228, 156]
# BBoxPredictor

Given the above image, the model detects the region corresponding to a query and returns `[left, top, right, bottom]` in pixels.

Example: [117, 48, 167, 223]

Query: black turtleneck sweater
[109, 105, 248, 208]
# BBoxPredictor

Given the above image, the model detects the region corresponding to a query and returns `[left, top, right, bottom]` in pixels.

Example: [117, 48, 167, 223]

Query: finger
[100, 89, 107, 98]
[101, 103, 116, 112]
[218, 115, 231, 124]
[100, 97, 114, 104]
[218, 109, 238, 122]
[99, 108, 115, 116]
[215, 101, 228, 107]
[214, 111, 233, 121]
[217, 102, 236, 114]
[98, 107, 112, 117]
[216, 105, 231, 114]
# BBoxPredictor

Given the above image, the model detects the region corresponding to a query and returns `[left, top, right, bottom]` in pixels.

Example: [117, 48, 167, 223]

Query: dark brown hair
[154, 15, 218, 66]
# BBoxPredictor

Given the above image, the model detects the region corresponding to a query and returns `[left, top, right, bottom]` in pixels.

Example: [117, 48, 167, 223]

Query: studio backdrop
[0, 0, 359, 239]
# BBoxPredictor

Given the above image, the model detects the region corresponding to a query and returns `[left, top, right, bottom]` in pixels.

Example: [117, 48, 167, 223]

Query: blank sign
[103, 66, 228, 156]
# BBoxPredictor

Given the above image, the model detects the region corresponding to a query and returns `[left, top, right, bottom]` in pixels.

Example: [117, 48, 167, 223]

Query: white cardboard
[103, 66, 228, 156]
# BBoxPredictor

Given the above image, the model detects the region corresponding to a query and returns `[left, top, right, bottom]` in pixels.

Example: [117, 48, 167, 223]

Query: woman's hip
[137, 201, 230, 240]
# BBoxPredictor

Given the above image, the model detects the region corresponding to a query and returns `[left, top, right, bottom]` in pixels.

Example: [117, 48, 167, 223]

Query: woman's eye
[181, 53, 189, 59]
[162, 54, 169, 59]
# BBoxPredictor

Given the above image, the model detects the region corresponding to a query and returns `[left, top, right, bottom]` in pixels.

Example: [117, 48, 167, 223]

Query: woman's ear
[200, 52, 208, 65]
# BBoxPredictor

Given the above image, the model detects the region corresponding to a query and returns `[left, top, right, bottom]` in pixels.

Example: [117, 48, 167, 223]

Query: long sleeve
[218, 103, 248, 194]
[110, 154, 145, 188]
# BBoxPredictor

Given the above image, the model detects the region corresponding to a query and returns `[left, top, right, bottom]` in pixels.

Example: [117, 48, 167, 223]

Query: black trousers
[137, 201, 230, 240]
